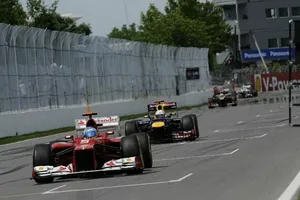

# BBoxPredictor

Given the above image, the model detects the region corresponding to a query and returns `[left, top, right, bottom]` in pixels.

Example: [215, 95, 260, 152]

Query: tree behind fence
[0, 23, 211, 113]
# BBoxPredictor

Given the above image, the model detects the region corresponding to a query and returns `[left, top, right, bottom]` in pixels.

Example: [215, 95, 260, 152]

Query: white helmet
[155, 110, 165, 119]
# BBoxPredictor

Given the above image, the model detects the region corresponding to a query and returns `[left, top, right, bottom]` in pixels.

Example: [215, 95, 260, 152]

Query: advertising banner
[250, 72, 300, 92]
[186, 68, 200, 80]
[242, 48, 295, 61]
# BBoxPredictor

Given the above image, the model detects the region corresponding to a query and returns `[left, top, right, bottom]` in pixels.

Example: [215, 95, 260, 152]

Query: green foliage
[164, 0, 232, 53]
[108, 0, 232, 70]
[0, 0, 92, 35]
[26, 0, 92, 35]
[0, 0, 28, 25]
[108, 23, 140, 41]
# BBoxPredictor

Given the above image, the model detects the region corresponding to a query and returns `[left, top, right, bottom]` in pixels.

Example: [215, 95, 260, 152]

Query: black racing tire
[219, 100, 227, 107]
[181, 115, 196, 141]
[131, 133, 153, 168]
[208, 98, 214, 109]
[125, 121, 138, 136]
[187, 114, 199, 138]
[121, 135, 144, 174]
[252, 90, 258, 97]
[32, 144, 54, 184]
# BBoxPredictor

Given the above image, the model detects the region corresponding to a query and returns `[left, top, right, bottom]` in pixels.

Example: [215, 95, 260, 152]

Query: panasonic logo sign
[242, 48, 295, 61]
[244, 52, 267, 58]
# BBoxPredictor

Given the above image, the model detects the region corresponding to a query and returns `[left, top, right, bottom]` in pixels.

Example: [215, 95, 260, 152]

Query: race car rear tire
[252, 90, 258, 97]
[32, 144, 54, 184]
[121, 135, 144, 174]
[187, 114, 199, 138]
[125, 121, 138, 136]
[181, 115, 196, 141]
[131, 133, 153, 168]
[208, 98, 214, 109]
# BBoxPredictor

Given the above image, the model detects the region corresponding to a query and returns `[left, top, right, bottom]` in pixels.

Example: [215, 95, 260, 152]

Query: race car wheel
[125, 121, 138, 136]
[208, 98, 214, 109]
[187, 114, 199, 138]
[252, 90, 258, 97]
[32, 144, 54, 184]
[181, 115, 196, 141]
[121, 135, 144, 174]
[131, 133, 153, 168]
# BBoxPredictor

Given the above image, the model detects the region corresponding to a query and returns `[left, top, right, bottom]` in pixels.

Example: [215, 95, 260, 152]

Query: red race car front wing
[32, 156, 143, 179]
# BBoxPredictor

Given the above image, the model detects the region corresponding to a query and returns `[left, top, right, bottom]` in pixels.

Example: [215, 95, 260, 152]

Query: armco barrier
[0, 91, 212, 137]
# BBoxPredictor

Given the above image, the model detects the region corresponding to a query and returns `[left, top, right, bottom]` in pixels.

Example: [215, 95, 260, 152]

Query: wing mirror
[107, 131, 114, 135]
[65, 135, 74, 140]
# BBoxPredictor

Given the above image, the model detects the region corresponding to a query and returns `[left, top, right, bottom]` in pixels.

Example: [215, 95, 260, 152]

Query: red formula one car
[31, 111, 153, 184]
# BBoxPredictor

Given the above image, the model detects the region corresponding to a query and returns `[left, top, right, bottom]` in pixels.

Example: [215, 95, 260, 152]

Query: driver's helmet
[155, 110, 165, 119]
[82, 126, 97, 138]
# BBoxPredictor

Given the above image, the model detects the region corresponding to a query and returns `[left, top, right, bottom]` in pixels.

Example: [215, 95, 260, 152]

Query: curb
[278, 169, 300, 200]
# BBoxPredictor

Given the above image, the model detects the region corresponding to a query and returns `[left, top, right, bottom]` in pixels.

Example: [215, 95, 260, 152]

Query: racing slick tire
[252, 90, 258, 97]
[121, 135, 144, 174]
[125, 121, 138, 136]
[187, 114, 199, 138]
[32, 144, 54, 184]
[219, 100, 227, 107]
[131, 133, 153, 168]
[181, 115, 197, 141]
[208, 98, 214, 109]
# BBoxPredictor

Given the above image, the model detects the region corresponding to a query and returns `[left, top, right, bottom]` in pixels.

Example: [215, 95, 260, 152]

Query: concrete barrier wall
[1, 91, 212, 137]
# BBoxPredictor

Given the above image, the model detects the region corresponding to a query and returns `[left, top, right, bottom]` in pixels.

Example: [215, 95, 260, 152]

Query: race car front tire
[125, 121, 138, 136]
[131, 133, 153, 168]
[121, 135, 144, 174]
[208, 98, 214, 109]
[186, 114, 199, 138]
[32, 144, 54, 184]
[181, 115, 196, 141]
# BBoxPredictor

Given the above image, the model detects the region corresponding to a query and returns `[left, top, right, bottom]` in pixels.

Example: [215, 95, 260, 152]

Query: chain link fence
[0, 23, 211, 113]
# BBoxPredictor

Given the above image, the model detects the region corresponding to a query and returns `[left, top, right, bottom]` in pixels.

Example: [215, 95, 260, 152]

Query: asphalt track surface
[2, 92, 300, 200]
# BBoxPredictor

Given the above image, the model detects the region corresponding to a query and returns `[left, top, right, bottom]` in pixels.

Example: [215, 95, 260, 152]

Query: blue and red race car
[124, 100, 199, 143]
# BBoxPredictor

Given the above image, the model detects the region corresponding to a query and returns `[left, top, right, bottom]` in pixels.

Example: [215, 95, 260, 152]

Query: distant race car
[208, 86, 238, 108]
[31, 111, 153, 184]
[238, 84, 258, 98]
[124, 100, 199, 143]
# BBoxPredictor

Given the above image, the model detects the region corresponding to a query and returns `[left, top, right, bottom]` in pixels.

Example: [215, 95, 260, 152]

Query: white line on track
[154, 149, 239, 162]
[236, 116, 298, 124]
[256, 113, 288, 117]
[198, 133, 267, 143]
[43, 173, 193, 194]
[42, 184, 67, 194]
[178, 133, 267, 145]
[277, 169, 300, 200]
[214, 124, 286, 133]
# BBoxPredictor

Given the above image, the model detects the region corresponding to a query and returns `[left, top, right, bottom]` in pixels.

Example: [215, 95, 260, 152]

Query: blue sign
[241, 48, 295, 61]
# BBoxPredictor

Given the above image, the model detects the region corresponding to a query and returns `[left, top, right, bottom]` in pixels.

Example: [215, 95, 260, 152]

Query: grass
[0, 103, 205, 145]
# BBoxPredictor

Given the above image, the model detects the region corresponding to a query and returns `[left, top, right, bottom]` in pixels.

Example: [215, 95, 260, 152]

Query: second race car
[124, 100, 199, 143]
[208, 85, 238, 108]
